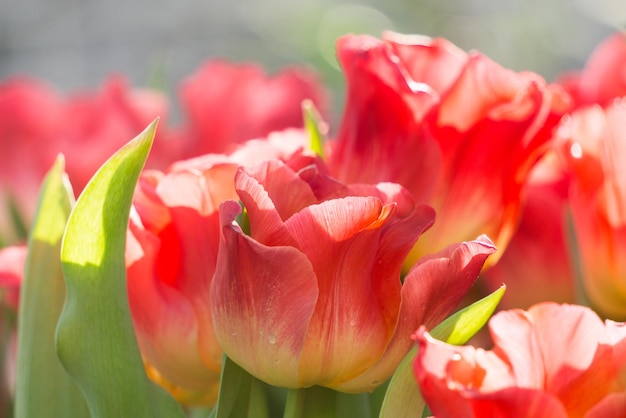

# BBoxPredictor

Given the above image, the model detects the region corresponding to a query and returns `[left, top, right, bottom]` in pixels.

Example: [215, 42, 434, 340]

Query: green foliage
[302, 99, 327, 158]
[57, 120, 185, 418]
[14, 155, 90, 418]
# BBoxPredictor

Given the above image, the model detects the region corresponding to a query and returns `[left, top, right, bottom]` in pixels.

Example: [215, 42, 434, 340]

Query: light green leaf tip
[379, 285, 506, 418]
[302, 99, 327, 158]
[57, 119, 186, 418]
[15, 155, 90, 418]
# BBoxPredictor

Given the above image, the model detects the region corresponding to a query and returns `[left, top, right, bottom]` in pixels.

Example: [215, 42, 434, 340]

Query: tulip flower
[481, 152, 576, 309]
[328, 32, 570, 266]
[414, 302, 626, 417]
[557, 32, 626, 108]
[125, 130, 315, 405]
[177, 60, 328, 158]
[0, 78, 65, 241]
[211, 157, 495, 392]
[0, 76, 171, 244]
[555, 102, 626, 320]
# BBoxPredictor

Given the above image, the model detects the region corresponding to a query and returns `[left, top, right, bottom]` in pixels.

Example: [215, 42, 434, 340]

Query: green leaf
[57, 120, 186, 418]
[302, 99, 327, 158]
[14, 155, 90, 418]
[283, 386, 373, 418]
[212, 356, 269, 418]
[378, 285, 506, 418]
[564, 206, 592, 307]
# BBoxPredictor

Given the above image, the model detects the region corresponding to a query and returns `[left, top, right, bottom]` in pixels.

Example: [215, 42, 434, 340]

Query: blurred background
[1, 0, 625, 116]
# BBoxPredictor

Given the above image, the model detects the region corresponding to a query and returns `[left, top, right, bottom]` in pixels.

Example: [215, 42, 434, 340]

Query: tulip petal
[211, 200, 318, 388]
[334, 236, 495, 392]
[382, 32, 468, 95]
[414, 329, 514, 418]
[235, 161, 317, 247]
[127, 219, 220, 395]
[414, 329, 569, 418]
[485, 310, 545, 389]
[331, 34, 442, 203]
[586, 392, 626, 418]
[286, 196, 394, 386]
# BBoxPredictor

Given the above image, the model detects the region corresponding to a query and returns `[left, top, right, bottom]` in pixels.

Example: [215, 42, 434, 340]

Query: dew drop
[268, 334, 277, 344]
[570, 142, 583, 159]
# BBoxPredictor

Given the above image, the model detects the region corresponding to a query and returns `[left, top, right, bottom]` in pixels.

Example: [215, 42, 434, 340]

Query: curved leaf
[15, 155, 90, 418]
[57, 120, 185, 418]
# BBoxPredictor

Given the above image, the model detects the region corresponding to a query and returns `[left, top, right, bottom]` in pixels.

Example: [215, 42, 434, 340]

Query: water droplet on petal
[268, 334, 277, 344]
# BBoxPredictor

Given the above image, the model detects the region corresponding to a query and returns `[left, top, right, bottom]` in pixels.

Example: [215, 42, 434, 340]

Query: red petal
[335, 235, 494, 392]
[211, 200, 318, 388]
[126, 219, 219, 391]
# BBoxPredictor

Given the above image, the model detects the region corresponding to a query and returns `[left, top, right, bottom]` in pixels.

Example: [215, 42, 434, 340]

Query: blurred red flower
[557, 32, 626, 108]
[556, 102, 626, 320]
[177, 60, 328, 158]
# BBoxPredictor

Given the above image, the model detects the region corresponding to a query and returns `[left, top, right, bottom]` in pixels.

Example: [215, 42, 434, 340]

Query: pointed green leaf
[14, 155, 90, 418]
[57, 120, 186, 418]
[302, 99, 327, 158]
[379, 285, 506, 418]
[430, 284, 506, 344]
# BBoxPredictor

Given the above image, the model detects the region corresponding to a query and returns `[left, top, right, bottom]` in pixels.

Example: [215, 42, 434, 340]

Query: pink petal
[287, 196, 396, 386]
[414, 329, 569, 418]
[335, 235, 494, 392]
[126, 219, 219, 391]
[211, 200, 318, 388]
[383, 32, 468, 95]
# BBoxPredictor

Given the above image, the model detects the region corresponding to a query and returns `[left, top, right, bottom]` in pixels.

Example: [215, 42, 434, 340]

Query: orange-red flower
[482, 153, 576, 309]
[125, 131, 314, 405]
[210, 157, 495, 392]
[414, 303, 626, 418]
[555, 102, 626, 319]
[0, 76, 170, 242]
[328, 32, 570, 266]
[0, 78, 65, 240]
[177, 60, 327, 158]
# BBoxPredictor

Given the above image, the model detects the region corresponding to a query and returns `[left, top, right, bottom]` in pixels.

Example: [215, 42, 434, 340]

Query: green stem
[283, 386, 372, 418]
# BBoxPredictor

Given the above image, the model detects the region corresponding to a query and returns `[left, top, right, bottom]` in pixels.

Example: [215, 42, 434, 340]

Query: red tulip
[557, 32, 626, 108]
[482, 152, 576, 309]
[0, 78, 65, 239]
[211, 158, 495, 392]
[60, 76, 173, 192]
[414, 302, 626, 418]
[0, 76, 171, 243]
[328, 32, 570, 266]
[556, 102, 626, 319]
[178, 60, 328, 158]
[125, 131, 315, 405]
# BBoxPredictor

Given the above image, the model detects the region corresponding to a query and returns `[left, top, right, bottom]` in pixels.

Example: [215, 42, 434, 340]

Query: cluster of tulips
[1, 30, 626, 417]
